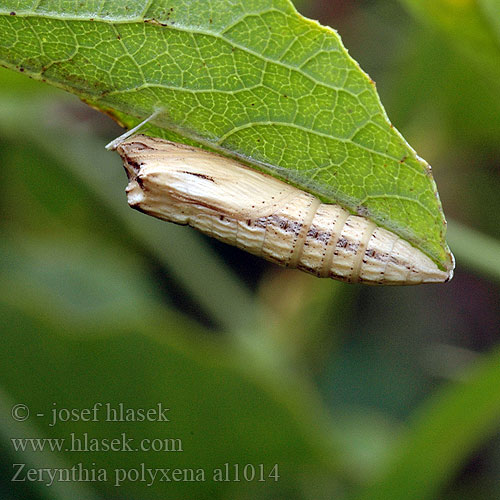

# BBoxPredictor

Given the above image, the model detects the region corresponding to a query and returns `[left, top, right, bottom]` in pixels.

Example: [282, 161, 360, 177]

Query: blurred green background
[1, 1, 499, 499]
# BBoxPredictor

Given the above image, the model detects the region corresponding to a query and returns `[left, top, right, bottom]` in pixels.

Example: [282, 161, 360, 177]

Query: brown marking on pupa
[122, 141, 156, 153]
[270, 215, 302, 235]
[365, 248, 389, 262]
[336, 237, 348, 249]
[135, 175, 145, 188]
[347, 241, 360, 253]
[307, 227, 331, 244]
[124, 160, 142, 178]
[181, 171, 216, 183]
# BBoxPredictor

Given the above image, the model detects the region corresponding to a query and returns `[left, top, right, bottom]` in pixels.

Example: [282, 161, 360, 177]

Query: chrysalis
[114, 134, 453, 285]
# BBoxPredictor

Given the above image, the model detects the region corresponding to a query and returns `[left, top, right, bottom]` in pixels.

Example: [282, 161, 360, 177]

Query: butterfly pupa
[114, 134, 454, 285]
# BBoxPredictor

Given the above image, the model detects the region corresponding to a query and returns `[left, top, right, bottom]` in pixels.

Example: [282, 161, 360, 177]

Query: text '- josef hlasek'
[44, 403, 171, 427]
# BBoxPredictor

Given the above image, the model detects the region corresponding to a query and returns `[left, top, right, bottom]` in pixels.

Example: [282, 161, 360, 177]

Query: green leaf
[480, 0, 500, 45]
[0, 0, 453, 270]
[447, 219, 500, 284]
[400, 0, 500, 84]
[0, 235, 343, 499]
[353, 347, 500, 500]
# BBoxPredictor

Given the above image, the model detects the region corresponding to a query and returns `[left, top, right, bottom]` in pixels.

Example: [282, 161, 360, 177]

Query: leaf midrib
[4, 9, 426, 181]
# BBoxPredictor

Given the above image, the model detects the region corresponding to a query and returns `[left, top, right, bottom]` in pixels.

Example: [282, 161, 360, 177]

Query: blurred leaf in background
[0, 1, 500, 500]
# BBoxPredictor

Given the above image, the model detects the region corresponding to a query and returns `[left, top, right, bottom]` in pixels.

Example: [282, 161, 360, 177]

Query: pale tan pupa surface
[116, 135, 453, 285]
